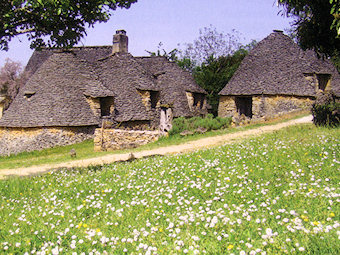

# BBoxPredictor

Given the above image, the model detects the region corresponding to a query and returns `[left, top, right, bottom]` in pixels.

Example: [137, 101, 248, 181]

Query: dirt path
[0, 116, 312, 179]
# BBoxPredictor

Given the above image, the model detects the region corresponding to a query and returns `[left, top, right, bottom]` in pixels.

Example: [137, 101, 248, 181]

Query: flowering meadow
[0, 125, 339, 254]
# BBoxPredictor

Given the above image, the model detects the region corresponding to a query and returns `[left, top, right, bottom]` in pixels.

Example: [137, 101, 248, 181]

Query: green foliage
[277, 0, 340, 58]
[0, 0, 138, 50]
[193, 49, 248, 116]
[311, 92, 340, 127]
[145, 42, 180, 63]
[169, 114, 232, 135]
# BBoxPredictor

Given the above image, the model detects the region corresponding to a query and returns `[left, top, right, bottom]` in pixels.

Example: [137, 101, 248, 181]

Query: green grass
[0, 125, 339, 254]
[0, 112, 310, 170]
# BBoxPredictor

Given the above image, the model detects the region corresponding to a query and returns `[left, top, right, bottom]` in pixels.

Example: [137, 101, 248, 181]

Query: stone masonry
[0, 127, 95, 156]
[218, 95, 314, 120]
[94, 128, 163, 151]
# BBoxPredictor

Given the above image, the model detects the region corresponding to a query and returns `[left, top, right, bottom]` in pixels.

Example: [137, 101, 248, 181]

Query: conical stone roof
[219, 31, 340, 97]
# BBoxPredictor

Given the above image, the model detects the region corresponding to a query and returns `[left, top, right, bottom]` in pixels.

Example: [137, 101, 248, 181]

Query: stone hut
[0, 30, 208, 155]
[218, 30, 340, 120]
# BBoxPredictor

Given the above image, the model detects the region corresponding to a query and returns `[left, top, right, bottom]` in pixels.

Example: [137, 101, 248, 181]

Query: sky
[0, 0, 294, 67]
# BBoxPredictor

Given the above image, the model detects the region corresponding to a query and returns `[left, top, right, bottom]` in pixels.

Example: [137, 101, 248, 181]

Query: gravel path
[0, 115, 313, 179]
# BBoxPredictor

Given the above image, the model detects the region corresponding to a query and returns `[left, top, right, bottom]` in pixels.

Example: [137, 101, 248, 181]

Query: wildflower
[227, 244, 234, 250]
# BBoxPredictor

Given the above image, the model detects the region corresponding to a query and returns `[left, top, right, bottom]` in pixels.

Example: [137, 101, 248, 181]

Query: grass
[0, 124, 339, 254]
[0, 112, 310, 170]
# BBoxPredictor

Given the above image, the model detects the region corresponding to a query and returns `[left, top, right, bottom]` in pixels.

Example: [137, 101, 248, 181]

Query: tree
[180, 25, 242, 65]
[193, 49, 248, 116]
[0, 58, 26, 107]
[277, 0, 340, 58]
[0, 0, 137, 51]
[146, 26, 254, 116]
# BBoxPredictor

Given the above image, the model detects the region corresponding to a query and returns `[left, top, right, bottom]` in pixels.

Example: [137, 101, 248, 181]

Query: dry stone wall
[252, 95, 313, 118]
[219, 95, 314, 120]
[94, 128, 163, 151]
[218, 96, 237, 118]
[0, 127, 95, 156]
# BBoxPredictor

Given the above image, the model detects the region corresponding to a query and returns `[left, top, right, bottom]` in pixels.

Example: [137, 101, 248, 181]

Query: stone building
[0, 30, 208, 155]
[218, 30, 340, 120]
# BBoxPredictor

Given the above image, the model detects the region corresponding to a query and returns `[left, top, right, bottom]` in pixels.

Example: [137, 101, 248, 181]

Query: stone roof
[25, 46, 112, 77]
[95, 53, 158, 122]
[136, 56, 207, 117]
[219, 31, 340, 97]
[1, 45, 207, 127]
[0, 53, 114, 127]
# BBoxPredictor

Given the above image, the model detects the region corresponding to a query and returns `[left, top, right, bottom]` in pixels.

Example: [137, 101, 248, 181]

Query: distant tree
[146, 27, 255, 116]
[145, 42, 180, 63]
[193, 49, 248, 116]
[0, 0, 138, 51]
[180, 25, 242, 65]
[277, 0, 340, 59]
[0, 58, 26, 106]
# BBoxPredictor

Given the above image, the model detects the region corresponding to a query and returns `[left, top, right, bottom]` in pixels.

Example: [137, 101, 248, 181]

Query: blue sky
[0, 0, 294, 67]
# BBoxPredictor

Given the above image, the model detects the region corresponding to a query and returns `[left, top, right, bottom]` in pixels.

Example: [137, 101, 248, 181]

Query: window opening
[316, 74, 331, 91]
[150, 91, 160, 109]
[100, 97, 114, 117]
[193, 93, 205, 109]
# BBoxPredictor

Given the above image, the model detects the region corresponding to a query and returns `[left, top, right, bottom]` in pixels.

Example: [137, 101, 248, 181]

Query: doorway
[235, 97, 253, 118]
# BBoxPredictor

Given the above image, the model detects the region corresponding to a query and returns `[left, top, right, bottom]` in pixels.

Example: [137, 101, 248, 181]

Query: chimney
[273, 29, 283, 33]
[112, 30, 128, 54]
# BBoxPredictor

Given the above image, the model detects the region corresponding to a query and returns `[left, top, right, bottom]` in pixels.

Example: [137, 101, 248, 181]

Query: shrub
[311, 92, 340, 127]
[169, 115, 232, 135]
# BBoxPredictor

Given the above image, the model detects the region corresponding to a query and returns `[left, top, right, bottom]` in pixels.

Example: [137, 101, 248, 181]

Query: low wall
[94, 128, 163, 151]
[0, 126, 95, 156]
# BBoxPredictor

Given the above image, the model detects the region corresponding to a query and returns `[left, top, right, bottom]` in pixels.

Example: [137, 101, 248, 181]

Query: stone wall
[94, 128, 163, 151]
[0, 126, 95, 156]
[218, 96, 237, 118]
[218, 95, 314, 119]
[252, 95, 313, 119]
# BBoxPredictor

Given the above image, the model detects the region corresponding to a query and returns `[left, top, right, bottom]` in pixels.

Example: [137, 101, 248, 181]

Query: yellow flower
[83, 223, 88, 228]
[330, 212, 335, 217]
[96, 228, 101, 232]
[227, 244, 234, 250]
[159, 228, 163, 232]
[313, 221, 319, 226]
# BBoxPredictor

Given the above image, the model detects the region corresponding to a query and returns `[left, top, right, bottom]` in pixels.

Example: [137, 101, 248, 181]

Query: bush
[311, 92, 340, 127]
[169, 114, 232, 135]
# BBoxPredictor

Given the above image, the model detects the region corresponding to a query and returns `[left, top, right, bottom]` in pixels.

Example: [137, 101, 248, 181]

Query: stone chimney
[112, 30, 128, 54]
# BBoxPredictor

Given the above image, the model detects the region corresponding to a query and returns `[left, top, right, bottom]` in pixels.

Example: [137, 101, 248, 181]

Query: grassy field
[0, 112, 309, 170]
[0, 124, 339, 254]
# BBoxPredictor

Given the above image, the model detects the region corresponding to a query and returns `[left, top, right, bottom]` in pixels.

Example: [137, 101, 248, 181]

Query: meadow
[0, 111, 309, 170]
[0, 124, 339, 254]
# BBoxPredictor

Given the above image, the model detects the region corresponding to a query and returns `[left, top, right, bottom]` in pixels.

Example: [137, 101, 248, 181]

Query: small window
[193, 93, 205, 109]
[316, 74, 331, 91]
[150, 91, 160, 108]
[100, 97, 114, 117]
